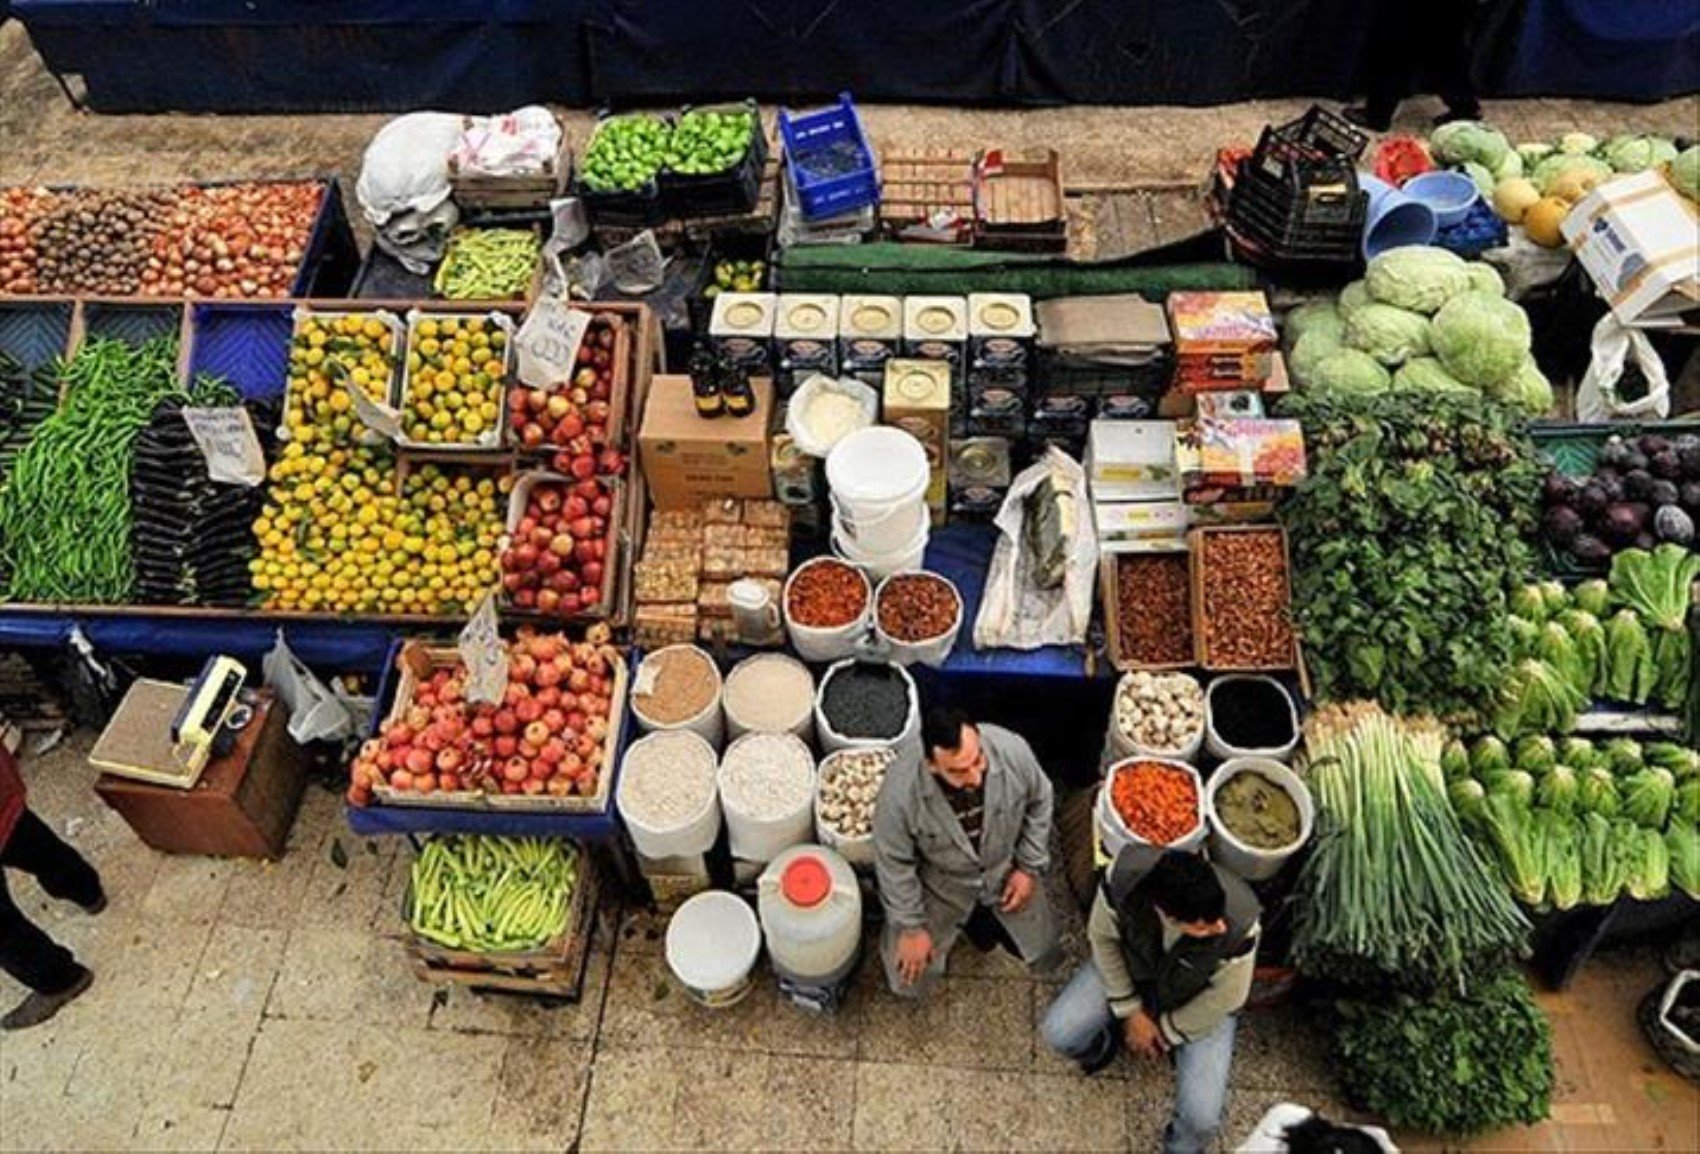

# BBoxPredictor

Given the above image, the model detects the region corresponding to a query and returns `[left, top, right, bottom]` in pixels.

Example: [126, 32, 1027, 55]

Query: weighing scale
[89, 657, 254, 789]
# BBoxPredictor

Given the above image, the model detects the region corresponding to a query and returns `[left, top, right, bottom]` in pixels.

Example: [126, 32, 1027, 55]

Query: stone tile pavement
[4, 735, 1697, 1152]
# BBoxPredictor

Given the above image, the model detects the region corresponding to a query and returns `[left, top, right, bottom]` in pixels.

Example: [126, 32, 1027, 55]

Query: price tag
[182, 407, 266, 486]
[458, 593, 508, 707]
[514, 297, 590, 388]
[345, 377, 402, 441]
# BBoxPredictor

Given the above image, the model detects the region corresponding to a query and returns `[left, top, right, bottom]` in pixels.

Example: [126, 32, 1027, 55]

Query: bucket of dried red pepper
[1096, 757, 1206, 858]
[873, 570, 963, 668]
[783, 557, 873, 662]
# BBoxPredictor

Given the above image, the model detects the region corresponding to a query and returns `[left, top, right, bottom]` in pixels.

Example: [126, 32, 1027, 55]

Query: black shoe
[80, 892, 107, 915]
[1341, 105, 1391, 132]
[2, 967, 93, 1030]
[1433, 107, 1483, 127]
[1076, 1041, 1119, 1077]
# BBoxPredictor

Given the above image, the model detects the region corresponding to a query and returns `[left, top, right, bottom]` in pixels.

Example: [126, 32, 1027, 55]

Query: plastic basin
[1402, 170, 1481, 228]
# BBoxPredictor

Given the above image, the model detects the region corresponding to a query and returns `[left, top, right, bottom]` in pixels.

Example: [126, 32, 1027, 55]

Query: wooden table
[94, 692, 307, 859]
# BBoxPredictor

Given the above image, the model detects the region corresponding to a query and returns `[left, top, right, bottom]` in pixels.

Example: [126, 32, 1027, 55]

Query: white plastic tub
[830, 489, 929, 556]
[666, 891, 763, 1008]
[722, 654, 816, 742]
[718, 732, 817, 864]
[873, 570, 963, 668]
[815, 659, 921, 764]
[831, 519, 928, 581]
[616, 731, 722, 859]
[783, 557, 873, 662]
[1204, 757, 1315, 883]
[1096, 757, 1207, 859]
[826, 425, 930, 524]
[630, 644, 725, 748]
[1204, 676, 1301, 763]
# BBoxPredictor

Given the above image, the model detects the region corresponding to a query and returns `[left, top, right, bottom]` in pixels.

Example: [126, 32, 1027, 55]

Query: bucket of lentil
[630, 645, 725, 748]
[814, 746, 896, 868]
[874, 570, 963, 668]
[616, 730, 722, 858]
[718, 732, 818, 863]
[1205, 757, 1313, 882]
[783, 557, 873, 662]
[814, 658, 920, 763]
[1204, 675, 1300, 763]
[722, 654, 817, 742]
[1096, 757, 1206, 859]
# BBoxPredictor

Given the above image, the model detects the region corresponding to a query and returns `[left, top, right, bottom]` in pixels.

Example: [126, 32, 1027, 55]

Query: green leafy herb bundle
[1279, 391, 1543, 717]
[1335, 972, 1554, 1136]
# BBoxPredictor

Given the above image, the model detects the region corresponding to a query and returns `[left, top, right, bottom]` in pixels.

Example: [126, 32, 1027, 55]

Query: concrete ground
[3, 733, 1698, 1154]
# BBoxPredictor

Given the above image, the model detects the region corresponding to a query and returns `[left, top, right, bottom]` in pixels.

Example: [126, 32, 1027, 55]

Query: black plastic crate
[659, 101, 768, 221]
[574, 112, 672, 227]
[1273, 105, 1368, 161]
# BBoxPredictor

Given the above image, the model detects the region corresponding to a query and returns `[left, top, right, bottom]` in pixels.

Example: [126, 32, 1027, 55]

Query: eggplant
[1655, 505, 1695, 546]
[1577, 482, 1610, 519]
[1604, 502, 1650, 543]
[1543, 505, 1584, 546]
[1542, 472, 1579, 506]
[1624, 470, 1656, 501]
[1651, 449, 1682, 481]
[1649, 479, 1681, 509]
[1570, 535, 1612, 565]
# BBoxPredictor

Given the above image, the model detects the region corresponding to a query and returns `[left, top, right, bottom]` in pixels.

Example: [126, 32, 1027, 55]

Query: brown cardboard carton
[639, 375, 774, 510]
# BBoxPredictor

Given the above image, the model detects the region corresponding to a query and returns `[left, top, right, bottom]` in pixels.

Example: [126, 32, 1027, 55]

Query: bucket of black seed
[815, 658, 920, 761]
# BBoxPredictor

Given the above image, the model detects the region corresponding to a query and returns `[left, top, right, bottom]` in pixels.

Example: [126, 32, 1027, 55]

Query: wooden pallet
[974, 149, 1068, 252]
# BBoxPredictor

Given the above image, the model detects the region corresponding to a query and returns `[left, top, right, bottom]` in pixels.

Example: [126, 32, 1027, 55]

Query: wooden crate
[1100, 549, 1196, 673]
[448, 127, 571, 211]
[880, 151, 975, 244]
[1187, 524, 1300, 672]
[973, 149, 1068, 252]
[405, 845, 601, 1000]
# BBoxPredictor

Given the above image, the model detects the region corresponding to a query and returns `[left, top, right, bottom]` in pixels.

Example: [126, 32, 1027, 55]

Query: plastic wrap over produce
[449, 106, 562, 177]
[974, 447, 1097, 650]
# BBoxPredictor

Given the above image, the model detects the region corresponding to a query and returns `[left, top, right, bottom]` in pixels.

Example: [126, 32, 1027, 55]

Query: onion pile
[0, 188, 43, 294]
[139, 183, 321, 298]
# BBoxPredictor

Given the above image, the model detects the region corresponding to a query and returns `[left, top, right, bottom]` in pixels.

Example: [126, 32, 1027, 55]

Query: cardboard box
[1562, 171, 1700, 327]
[1086, 419, 1180, 502]
[1093, 500, 1189, 552]
[1174, 416, 1306, 505]
[639, 375, 774, 510]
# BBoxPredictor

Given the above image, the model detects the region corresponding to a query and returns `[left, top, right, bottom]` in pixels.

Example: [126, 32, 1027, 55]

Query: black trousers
[1365, 0, 1481, 124]
[0, 810, 102, 994]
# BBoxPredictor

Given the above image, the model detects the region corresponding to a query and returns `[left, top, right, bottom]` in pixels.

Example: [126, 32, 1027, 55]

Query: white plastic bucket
[830, 491, 929, 556]
[826, 425, 930, 521]
[757, 846, 863, 987]
[813, 746, 895, 869]
[630, 645, 725, 748]
[1097, 757, 1207, 856]
[718, 732, 818, 864]
[1204, 676, 1301, 763]
[616, 731, 723, 859]
[815, 659, 921, 764]
[722, 654, 817, 742]
[783, 557, 873, 663]
[665, 891, 763, 1008]
[831, 520, 929, 581]
[873, 570, 963, 668]
[1205, 758, 1314, 882]
[1106, 671, 1206, 764]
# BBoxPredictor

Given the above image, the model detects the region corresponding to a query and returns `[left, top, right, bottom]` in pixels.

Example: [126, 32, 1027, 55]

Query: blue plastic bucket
[1359, 174, 1438, 260]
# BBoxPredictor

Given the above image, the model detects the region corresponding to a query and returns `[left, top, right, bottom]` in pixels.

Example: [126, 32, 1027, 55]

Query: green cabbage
[1365, 246, 1473, 315]
[1674, 779, 1700, 825]
[1531, 153, 1613, 195]
[1344, 303, 1432, 366]
[1464, 263, 1506, 296]
[1558, 736, 1599, 773]
[1602, 737, 1644, 777]
[1471, 735, 1511, 776]
[1430, 291, 1532, 388]
[1670, 147, 1699, 201]
[1430, 121, 1512, 172]
[1603, 135, 1678, 174]
[1622, 767, 1676, 829]
[1536, 764, 1579, 817]
[1284, 300, 1345, 348]
[1289, 328, 1343, 386]
[1668, 821, 1699, 899]
[1310, 348, 1392, 395]
[1494, 357, 1553, 416]
[1494, 150, 1524, 181]
[1511, 583, 1550, 623]
[1486, 769, 1536, 807]
[1539, 580, 1568, 617]
[1540, 811, 1583, 910]
[1624, 827, 1670, 901]
[1393, 356, 1473, 395]
[1459, 162, 1495, 198]
[1450, 777, 1488, 822]
[1338, 279, 1372, 317]
[1518, 142, 1555, 168]
[1578, 766, 1621, 818]
[1516, 735, 1557, 775]
[1559, 132, 1599, 156]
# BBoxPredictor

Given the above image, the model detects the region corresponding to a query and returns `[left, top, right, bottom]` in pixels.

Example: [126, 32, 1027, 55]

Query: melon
[1493, 177, 1541, 223]
[1523, 197, 1572, 248]
[1548, 169, 1604, 205]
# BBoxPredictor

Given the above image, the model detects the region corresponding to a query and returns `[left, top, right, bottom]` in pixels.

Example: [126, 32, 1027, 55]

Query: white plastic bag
[355, 112, 464, 274]
[1578, 313, 1671, 421]
[785, 374, 878, 457]
[604, 230, 668, 294]
[973, 447, 1097, 650]
[448, 106, 561, 178]
[262, 631, 353, 743]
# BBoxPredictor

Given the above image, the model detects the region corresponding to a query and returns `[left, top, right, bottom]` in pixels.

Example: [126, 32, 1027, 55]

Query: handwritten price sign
[514, 297, 591, 389]
[182, 407, 266, 486]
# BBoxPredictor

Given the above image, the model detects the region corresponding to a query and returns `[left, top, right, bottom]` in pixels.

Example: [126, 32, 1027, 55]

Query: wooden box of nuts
[1102, 549, 1196, 673]
[1188, 525, 1299, 672]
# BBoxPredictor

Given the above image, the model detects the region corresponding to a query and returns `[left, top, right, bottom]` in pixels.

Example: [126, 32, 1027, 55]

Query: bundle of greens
[1452, 733, 1698, 908]
[1279, 391, 1543, 717]
[1293, 703, 1529, 991]
[1335, 972, 1554, 1136]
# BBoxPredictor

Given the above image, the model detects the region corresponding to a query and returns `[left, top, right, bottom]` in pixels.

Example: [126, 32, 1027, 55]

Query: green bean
[433, 229, 540, 300]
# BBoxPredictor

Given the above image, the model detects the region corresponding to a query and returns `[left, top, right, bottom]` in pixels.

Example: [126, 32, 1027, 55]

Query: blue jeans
[1040, 962, 1238, 1154]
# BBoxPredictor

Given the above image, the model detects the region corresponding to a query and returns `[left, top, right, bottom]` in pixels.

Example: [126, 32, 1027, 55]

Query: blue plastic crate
[779, 92, 879, 221]
[0, 300, 74, 372]
[186, 302, 294, 401]
[80, 302, 183, 349]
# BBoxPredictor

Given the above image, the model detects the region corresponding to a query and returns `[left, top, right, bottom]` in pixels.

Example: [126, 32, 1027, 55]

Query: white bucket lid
[826, 426, 930, 506]
[666, 891, 762, 991]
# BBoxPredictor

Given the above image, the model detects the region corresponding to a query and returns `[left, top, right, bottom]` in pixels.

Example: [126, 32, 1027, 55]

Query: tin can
[967, 383, 1028, 439]
[949, 437, 1012, 519]
[968, 293, 1034, 378]
[774, 293, 839, 396]
[710, 292, 776, 376]
[903, 296, 967, 384]
[770, 435, 820, 506]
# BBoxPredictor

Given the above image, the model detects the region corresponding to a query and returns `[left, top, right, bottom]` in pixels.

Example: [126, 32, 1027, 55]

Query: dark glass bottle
[688, 344, 723, 419]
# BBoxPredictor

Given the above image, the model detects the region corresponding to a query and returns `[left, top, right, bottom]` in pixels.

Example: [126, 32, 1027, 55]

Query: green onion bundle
[1293, 702, 1529, 991]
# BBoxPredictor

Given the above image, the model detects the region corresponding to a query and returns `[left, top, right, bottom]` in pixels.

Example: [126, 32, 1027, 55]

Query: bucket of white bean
[616, 730, 722, 859]
[722, 653, 816, 743]
[717, 732, 817, 863]
[815, 746, 895, 868]
[1106, 670, 1206, 765]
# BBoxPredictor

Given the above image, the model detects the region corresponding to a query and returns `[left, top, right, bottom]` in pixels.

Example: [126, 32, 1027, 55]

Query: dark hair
[922, 706, 973, 757]
[1146, 851, 1226, 923]
[1283, 1115, 1383, 1154]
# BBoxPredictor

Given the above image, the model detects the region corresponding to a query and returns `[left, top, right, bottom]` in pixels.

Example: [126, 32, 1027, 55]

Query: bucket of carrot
[1106, 758, 1205, 850]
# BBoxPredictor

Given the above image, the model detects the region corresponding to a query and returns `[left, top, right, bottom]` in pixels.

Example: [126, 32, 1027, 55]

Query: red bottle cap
[780, 855, 831, 908]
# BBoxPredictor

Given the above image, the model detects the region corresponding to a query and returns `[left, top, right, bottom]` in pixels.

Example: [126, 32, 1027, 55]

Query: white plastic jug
[757, 846, 862, 986]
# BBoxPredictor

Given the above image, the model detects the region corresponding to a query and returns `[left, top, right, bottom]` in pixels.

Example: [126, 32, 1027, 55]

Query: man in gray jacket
[873, 707, 1059, 997]
[1041, 847, 1260, 1154]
